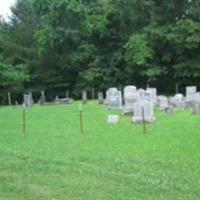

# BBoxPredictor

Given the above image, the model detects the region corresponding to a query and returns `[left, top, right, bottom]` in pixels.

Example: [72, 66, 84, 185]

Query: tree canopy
[0, 0, 200, 103]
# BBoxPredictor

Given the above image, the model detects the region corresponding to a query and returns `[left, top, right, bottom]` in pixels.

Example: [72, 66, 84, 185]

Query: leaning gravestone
[82, 91, 87, 104]
[123, 85, 138, 114]
[132, 100, 155, 123]
[98, 92, 104, 104]
[106, 88, 122, 109]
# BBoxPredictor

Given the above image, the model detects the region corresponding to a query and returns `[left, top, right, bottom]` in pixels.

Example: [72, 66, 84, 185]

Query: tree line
[0, 0, 200, 104]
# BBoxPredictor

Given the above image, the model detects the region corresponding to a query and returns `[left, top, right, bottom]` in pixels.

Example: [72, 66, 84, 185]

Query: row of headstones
[105, 86, 200, 123]
[105, 86, 156, 123]
[23, 91, 72, 108]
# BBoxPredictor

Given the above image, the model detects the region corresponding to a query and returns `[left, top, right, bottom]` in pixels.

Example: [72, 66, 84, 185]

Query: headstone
[123, 86, 138, 114]
[98, 92, 104, 104]
[8, 92, 12, 106]
[164, 105, 174, 115]
[55, 95, 59, 102]
[140, 91, 151, 102]
[138, 89, 145, 97]
[39, 90, 46, 105]
[192, 92, 200, 115]
[106, 88, 122, 109]
[132, 101, 155, 123]
[23, 94, 32, 108]
[192, 103, 200, 115]
[92, 88, 95, 100]
[147, 88, 157, 105]
[186, 86, 197, 106]
[82, 91, 87, 104]
[107, 115, 119, 124]
[192, 92, 200, 103]
[158, 95, 168, 110]
[172, 94, 185, 109]
[66, 91, 69, 99]
[29, 92, 34, 105]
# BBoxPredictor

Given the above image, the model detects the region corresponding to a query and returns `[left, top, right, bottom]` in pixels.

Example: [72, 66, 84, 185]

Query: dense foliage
[0, 0, 200, 103]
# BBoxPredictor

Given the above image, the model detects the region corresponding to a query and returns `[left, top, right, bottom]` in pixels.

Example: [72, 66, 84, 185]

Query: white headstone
[186, 86, 197, 102]
[147, 88, 157, 105]
[106, 88, 122, 109]
[23, 94, 32, 108]
[173, 94, 185, 108]
[132, 100, 155, 123]
[158, 95, 168, 110]
[107, 115, 119, 124]
[123, 86, 138, 113]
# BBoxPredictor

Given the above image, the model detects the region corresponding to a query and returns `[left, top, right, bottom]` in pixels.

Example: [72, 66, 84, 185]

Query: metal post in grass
[142, 106, 146, 134]
[79, 103, 84, 134]
[22, 105, 26, 135]
[8, 92, 12, 106]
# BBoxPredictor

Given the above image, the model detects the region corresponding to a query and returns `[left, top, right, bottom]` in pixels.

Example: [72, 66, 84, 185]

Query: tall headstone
[66, 90, 69, 99]
[29, 92, 34, 105]
[7, 92, 12, 106]
[23, 94, 32, 108]
[82, 91, 87, 104]
[192, 92, 200, 115]
[132, 100, 155, 123]
[123, 85, 138, 114]
[92, 88, 95, 100]
[186, 86, 197, 106]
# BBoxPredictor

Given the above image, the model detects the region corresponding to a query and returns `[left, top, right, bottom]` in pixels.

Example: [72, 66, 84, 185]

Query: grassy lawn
[0, 101, 200, 200]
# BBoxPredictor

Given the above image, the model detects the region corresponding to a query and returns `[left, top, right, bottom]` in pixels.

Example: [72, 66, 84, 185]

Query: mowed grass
[0, 101, 200, 200]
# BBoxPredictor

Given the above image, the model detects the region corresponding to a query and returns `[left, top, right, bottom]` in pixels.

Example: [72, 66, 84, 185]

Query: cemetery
[1, 85, 200, 200]
[1, 0, 200, 199]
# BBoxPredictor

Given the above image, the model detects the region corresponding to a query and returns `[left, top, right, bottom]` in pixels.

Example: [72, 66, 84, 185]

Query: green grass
[0, 101, 200, 200]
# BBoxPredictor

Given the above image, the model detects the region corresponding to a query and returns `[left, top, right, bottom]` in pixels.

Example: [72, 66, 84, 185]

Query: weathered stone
[132, 100, 155, 123]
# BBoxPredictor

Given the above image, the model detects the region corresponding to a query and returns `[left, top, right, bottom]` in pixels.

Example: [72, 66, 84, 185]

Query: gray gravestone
[107, 115, 119, 124]
[98, 92, 104, 104]
[23, 94, 32, 108]
[39, 90, 46, 105]
[172, 94, 185, 109]
[147, 88, 157, 106]
[158, 96, 168, 110]
[106, 88, 122, 109]
[123, 85, 138, 114]
[132, 100, 155, 123]
[8, 92, 12, 106]
[82, 91, 87, 104]
[192, 92, 200, 115]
